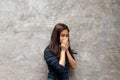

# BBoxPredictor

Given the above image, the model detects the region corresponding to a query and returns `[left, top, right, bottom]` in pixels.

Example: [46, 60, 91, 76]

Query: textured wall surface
[0, 0, 120, 80]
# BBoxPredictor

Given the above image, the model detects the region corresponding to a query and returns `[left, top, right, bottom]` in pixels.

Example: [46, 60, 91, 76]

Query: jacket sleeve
[44, 50, 65, 74]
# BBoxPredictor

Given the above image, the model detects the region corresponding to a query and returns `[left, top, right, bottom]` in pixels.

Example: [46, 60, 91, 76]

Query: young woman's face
[60, 29, 69, 44]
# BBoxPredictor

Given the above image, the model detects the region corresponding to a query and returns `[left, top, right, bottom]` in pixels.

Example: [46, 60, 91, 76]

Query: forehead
[61, 29, 69, 34]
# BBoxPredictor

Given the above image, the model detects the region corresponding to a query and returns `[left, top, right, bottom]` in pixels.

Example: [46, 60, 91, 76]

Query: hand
[60, 39, 69, 51]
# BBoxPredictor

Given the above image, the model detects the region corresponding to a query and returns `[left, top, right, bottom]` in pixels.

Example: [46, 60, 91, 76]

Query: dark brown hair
[45, 23, 76, 58]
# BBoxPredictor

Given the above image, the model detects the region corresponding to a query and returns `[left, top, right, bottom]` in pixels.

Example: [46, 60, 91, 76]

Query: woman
[44, 23, 77, 80]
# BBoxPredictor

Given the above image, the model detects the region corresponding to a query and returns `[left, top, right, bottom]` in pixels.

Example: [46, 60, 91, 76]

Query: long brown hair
[45, 23, 76, 58]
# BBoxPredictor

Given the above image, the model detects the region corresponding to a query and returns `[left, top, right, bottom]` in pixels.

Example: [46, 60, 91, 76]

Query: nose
[63, 37, 68, 41]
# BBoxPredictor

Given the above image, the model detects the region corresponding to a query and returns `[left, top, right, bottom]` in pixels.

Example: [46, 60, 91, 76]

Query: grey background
[0, 0, 120, 80]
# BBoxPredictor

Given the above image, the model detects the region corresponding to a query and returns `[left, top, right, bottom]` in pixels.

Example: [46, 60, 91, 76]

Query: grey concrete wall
[0, 0, 120, 80]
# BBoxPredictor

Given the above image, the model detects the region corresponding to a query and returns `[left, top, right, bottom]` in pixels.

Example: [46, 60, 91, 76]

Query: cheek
[60, 37, 63, 43]
[66, 37, 68, 41]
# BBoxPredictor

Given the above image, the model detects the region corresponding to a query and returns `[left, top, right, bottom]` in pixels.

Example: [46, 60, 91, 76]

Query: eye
[61, 34, 65, 37]
[66, 34, 69, 37]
